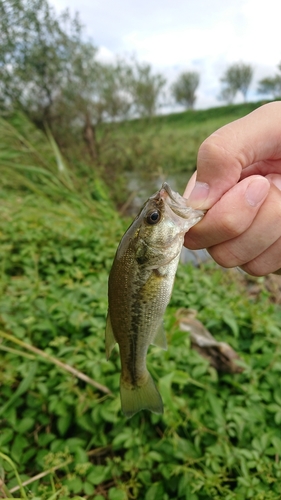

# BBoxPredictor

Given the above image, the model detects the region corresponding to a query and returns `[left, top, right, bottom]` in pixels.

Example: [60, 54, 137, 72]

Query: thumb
[184, 102, 281, 209]
[184, 139, 242, 209]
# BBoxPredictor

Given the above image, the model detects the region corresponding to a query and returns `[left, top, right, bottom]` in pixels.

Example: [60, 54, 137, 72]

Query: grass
[98, 100, 272, 202]
[1, 105, 281, 499]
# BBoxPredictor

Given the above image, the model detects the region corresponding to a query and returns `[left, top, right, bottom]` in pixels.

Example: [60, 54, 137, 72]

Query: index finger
[185, 102, 281, 209]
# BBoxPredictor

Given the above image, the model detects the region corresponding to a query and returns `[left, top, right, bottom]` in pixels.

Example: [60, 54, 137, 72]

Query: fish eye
[146, 210, 161, 225]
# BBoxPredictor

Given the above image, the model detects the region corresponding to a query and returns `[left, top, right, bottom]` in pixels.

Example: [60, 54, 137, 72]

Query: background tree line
[0, 0, 166, 160]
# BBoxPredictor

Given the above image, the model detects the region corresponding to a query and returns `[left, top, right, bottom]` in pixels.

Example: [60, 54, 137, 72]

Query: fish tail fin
[120, 372, 163, 418]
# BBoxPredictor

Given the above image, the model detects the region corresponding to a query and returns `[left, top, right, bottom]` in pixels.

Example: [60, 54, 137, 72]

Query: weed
[1, 107, 281, 499]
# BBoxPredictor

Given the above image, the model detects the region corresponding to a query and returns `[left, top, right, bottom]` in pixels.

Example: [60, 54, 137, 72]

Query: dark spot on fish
[135, 243, 149, 265]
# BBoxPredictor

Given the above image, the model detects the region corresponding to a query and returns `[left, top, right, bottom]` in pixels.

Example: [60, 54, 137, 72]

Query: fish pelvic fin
[151, 323, 167, 350]
[105, 313, 117, 360]
[120, 372, 163, 418]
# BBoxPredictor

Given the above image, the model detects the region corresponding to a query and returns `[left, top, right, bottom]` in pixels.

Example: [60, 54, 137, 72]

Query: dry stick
[87, 445, 112, 457]
[9, 458, 73, 494]
[119, 190, 138, 215]
[0, 330, 111, 395]
[0, 343, 35, 359]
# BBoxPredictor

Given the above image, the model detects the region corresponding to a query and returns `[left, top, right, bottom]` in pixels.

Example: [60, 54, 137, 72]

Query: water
[124, 171, 191, 215]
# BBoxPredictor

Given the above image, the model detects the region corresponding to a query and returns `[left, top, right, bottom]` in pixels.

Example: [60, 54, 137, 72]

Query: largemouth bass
[106, 183, 205, 418]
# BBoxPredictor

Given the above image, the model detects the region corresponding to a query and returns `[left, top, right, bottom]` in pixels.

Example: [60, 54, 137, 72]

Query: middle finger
[208, 182, 281, 268]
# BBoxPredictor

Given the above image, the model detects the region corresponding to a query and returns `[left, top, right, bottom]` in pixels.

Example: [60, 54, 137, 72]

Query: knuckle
[208, 245, 241, 268]
[242, 253, 281, 277]
[241, 261, 265, 277]
[219, 211, 243, 239]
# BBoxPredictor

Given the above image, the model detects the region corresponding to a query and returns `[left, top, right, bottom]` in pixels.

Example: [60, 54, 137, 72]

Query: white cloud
[49, 0, 281, 109]
[96, 46, 116, 64]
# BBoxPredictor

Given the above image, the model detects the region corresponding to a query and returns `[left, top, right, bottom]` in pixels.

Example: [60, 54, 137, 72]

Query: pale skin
[183, 101, 281, 276]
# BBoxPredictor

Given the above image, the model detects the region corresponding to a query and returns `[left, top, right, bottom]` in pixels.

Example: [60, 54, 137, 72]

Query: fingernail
[265, 174, 281, 191]
[245, 178, 269, 207]
[186, 181, 210, 206]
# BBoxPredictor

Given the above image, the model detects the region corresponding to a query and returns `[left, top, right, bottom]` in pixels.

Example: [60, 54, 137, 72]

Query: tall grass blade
[0, 453, 28, 499]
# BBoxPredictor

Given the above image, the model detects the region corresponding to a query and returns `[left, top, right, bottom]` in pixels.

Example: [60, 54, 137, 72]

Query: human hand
[183, 101, 281, 276]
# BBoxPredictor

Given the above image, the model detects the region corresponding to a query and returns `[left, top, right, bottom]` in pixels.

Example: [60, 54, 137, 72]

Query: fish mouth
[155, 182, 205, 220]
[147, 182, 206, 229]
[156, 182, 175, 202]
[151, 183, 178, 206]
[160, 182, 175, 200]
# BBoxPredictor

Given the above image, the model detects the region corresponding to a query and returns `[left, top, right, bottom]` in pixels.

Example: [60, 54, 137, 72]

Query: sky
[50, 0, 281, 110]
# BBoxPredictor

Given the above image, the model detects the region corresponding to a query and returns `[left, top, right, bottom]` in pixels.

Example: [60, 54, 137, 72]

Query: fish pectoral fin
[151, 323, 167, 350]
[120, 372, 163, 418]
[105, 313, 117, 360]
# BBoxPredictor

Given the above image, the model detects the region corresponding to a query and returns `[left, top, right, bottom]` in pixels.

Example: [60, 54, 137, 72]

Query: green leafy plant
[1, 109, 281, 499]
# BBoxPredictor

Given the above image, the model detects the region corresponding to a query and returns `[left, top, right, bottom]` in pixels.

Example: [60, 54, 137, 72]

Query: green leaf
[83, 481, 94, 495]
[191, 363, 208, 378]
[10, 434, 28, 463]
[147, 451, 163, 462]
[222, 311, 239, 336]
[74, 447, 88, 464]
[275, 412, 281, 424]
[16, 417, 35, 434]
[0, 429, 14, 446]
[159, 372, 177, 411]
[57, 414, 72, 436]
[108, 488, 127, 500]
[67, 477, 83, 494]
[0, 362, 38, 416]
[64, 438, 86, 452]
[87, 465, 108, 485]
[145, 482, 164, 500]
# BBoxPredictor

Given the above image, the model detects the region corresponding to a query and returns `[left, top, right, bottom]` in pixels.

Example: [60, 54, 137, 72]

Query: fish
[105, 182, 205, 418]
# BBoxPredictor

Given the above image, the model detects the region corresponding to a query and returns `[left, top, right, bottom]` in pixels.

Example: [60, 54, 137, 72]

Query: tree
[0, 0, 84, 126]
[219, 62, 254, 103]
[0, 0, 166, 167]
[57, 55, 132, 159]
[257, 63, 281, 98]
[257, 76, 281, 98]
[171, 71, 200, 109]
[0, 1, 165, 122]
[0, 0, 133, 159]
[218, 87, 237, 105]
[127, 61, 166, 118]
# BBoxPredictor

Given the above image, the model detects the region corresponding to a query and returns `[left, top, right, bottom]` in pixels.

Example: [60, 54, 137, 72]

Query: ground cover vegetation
[1, 109, 281, 499]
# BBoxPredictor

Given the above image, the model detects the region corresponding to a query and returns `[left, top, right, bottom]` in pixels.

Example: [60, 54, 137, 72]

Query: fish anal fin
[151, 323, 167, 350]
[120, 372, 163, 418]
[105, 313, 117, 360]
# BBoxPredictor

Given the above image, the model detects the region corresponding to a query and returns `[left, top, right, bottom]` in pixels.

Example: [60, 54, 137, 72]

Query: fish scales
[106, 183, 205, 417]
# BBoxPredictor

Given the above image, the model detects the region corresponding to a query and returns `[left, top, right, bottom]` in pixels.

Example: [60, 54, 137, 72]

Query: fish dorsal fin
[151, 323, 167, 350]
[105, 313, 117, 360]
